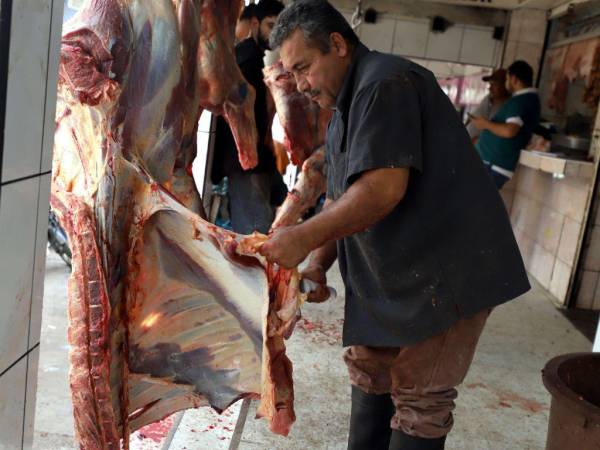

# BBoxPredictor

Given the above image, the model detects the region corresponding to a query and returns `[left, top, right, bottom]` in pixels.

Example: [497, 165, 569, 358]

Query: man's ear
[330, 32, 349, 57]
[250, 17, 260, 33]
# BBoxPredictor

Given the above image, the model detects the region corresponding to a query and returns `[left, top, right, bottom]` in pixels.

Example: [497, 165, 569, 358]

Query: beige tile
[499, 188, 514, 213]
[508, 193, 533, 231]
[575, 270, 600, 309]
[507, 11, 523, 42]
[579, 163, 594, 180]
[503, 40, 518, 65]
[549, 259, 571, 304]
[426, 25, 464, 62]
[557, 217, 583, 266]
[515, 230, 534, 268]
[529, 243, 555, 289]
[536, 206, 564, 255]
[0, 357, 27, 449]
[547, 177, 589, 223]
[23, 347, 40, 450]
[360, 18, 396, 53]
[583, 225, 600, 271]
[0, 178, 40, 373]
[515, 42, 543, 74]
[393, 18, 429, 58]
[29, 174, 51, 349]
[519, 10, 547, 45]
[460, 27, 496, 66]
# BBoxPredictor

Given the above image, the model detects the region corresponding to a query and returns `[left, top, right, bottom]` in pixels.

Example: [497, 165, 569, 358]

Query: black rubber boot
[347, 386, 395, 450]
[388, 430, 446, 450]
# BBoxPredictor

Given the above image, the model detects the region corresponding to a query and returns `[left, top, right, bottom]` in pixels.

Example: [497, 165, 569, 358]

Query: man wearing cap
[466, 69, 509, 144]
[471, 60, 541, 189]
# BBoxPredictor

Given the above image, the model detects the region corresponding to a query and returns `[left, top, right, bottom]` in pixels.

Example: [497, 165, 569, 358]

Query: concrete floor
[33, 250, 592, 449]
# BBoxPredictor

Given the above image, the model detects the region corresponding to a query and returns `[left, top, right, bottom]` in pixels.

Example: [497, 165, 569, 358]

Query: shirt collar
[335, 43, 370, 113]
[513, 87, 538, 97]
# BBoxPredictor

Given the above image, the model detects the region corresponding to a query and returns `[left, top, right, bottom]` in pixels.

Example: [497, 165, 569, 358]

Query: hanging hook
[351, 0, 363, 30]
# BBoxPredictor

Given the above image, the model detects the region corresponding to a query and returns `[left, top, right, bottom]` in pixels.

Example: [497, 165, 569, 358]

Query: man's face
[489, 80, 507, 100]
[258, 15, 278, 50]
[280, 29, 350, 110]
[506, 74, 518, 93]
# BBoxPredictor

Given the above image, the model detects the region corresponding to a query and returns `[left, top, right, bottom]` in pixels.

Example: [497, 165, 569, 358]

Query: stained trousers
[343, 309, 490, 439]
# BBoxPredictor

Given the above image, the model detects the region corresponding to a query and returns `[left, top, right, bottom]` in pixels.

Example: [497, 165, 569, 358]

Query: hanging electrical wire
[351, 0, 363, 29]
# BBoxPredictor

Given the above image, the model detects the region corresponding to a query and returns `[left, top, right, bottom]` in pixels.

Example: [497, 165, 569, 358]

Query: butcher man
[259, 1, 530, 449]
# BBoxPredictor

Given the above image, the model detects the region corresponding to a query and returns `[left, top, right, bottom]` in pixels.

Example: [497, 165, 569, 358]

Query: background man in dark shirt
[211, 0, 285, 234]
[260, 1, 530, 449]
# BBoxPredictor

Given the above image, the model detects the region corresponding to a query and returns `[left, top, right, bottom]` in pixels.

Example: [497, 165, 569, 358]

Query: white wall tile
[360, 18, 396, 53]
[392, 19, 429, 58]
[29, 175, 52, 349]
[549, 258, 571, 304]
[529, 242, 555, 289]
[2, 1, 53, 182]
[459, 27, 496, 67]
[557, 216, 583, 266]
[426, 25, 464, 62]
[0, 357, 27, 449]
[23, 347, 40, 450]
[0, 178, 39, 373]
[40, 0, 66, 174]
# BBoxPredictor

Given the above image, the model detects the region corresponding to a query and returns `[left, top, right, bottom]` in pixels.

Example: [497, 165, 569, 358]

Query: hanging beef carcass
[264, 62, 331, 166]
[264, 62, 332, 229]
[52, 1, 303, 448]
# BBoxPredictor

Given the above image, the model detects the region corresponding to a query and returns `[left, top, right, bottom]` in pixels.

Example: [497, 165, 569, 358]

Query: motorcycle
[48, 210, 72, 267]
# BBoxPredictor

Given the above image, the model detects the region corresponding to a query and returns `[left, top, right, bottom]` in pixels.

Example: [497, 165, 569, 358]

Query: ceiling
[416, 0, 591, 12]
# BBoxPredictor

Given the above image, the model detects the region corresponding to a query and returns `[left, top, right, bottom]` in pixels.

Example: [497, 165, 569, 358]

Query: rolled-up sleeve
[346, 75, 423, 184]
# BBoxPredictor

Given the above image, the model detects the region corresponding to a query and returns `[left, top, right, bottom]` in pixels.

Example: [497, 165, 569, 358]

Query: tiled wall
[0, 1, 63, 448]
[502, 8, 547, 76]
[571, 111, 600, 310]
[333, 6, 504, 68]
[509, 165, 591, 305]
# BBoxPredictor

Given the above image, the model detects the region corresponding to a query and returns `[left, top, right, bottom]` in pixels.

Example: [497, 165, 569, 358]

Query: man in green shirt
[471, 60, 541, 189]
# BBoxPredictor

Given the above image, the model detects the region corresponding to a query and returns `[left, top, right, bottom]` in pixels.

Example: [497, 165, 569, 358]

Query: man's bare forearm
[308, 239, 337, 271]
[297, 167, 409, 253]
[306, 199, 338, 271]
[484, 120, 520, 138]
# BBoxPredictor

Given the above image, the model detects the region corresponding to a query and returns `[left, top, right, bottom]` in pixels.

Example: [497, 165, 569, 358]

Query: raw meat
[263, 62, 331, 229]
[272, 147, 327, 229]
[264, 61, 331, 166]
[52, 1, 300, 448]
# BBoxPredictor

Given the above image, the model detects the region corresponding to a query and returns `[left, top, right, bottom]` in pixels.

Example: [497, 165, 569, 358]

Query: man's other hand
[258, 226, 311, 269]
[470, 115, 489, 130]
[300, 264, 330, 303]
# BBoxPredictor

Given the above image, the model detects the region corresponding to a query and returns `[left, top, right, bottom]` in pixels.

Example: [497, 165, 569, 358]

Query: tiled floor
[33, 251, 593, 450]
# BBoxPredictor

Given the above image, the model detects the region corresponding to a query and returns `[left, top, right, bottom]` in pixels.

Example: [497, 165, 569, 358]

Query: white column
[594, 319, 600, 352]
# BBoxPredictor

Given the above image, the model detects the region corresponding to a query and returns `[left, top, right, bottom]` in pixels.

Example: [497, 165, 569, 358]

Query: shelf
[518, 150, 594, 180]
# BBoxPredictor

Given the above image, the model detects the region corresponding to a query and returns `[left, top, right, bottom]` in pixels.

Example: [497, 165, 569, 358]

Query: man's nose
[296, 76, 309, 94]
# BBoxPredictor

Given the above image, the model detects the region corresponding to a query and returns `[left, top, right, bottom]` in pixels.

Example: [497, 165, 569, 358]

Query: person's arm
[299, 200, 338, 302]
[470, 116, 521, 138]
[259, 167, 409, 269]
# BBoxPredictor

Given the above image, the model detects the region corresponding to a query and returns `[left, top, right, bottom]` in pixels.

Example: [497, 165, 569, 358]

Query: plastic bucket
[542, 352, 600, 450]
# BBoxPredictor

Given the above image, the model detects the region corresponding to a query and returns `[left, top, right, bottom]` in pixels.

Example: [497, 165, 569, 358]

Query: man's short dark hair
[508, 60, 534, 87]
[239, 3, 257, 21]
[255, 0, 285, 22]
[270, 0, 359, 53]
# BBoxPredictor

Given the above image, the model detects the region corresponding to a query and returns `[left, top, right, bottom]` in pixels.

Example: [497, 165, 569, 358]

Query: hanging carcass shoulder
[52, 1, 299, 448]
